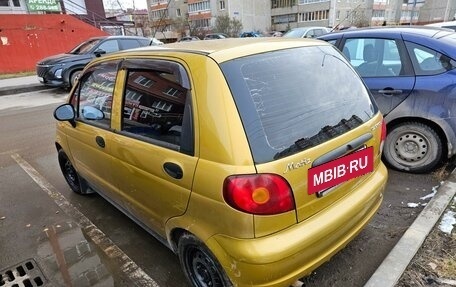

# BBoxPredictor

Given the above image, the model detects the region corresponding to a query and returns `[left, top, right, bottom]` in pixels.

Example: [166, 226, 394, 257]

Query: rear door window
[221, 45, 377, 163]
[405, 41, 456, 76]
[120, 39, 143, 50]
[119, 59, 193, 155]
[97, 40, 120, 53]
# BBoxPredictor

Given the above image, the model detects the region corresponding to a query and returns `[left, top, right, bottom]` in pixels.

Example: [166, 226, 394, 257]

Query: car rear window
[221, 45, 377, 163]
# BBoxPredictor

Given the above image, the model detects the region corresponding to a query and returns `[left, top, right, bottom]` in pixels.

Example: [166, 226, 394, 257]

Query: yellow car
[54, 38, 388, 287]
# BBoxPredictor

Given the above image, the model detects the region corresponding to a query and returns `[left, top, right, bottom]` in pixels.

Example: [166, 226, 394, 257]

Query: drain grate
[0, 259, 45, 287]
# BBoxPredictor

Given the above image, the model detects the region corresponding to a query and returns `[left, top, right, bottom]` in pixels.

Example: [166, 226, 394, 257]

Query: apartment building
[146, 0, 455, 40]
[419, 0, 456, 23]
[148, 0, 271, 40]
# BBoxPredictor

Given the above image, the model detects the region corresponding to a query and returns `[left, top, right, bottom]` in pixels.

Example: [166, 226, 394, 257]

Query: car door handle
[163, 162, 183, 179]
[378, 89, 403, 95]
[95, 136, 105, 148]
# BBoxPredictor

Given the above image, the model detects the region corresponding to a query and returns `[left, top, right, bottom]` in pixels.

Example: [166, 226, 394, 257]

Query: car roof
[321, 26, 453, 39]
[88, 35, 150, 41]
[114, 37, 329, 63]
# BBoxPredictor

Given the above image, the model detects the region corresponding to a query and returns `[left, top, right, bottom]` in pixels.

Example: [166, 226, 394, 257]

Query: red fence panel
[0, 15, 108, 74]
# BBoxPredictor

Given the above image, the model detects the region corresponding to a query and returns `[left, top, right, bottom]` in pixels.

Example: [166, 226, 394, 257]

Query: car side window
[120, 60, 193, 154]
[405, 41, 456, 76]
[97, 40, 119, 53]
[120, 39, 142, 50]
[71, 60, 119, 129]
[343, 38, 400, 77]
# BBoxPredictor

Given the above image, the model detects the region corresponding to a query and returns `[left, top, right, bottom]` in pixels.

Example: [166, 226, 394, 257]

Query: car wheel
[178, 233, 232, 287]
[57, 150, 92, 194]
[383, 122, 443, 173]
[70, 70, 82, 88]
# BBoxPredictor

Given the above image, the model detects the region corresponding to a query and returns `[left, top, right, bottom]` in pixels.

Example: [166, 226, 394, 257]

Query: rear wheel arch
[386, 117, 448, 155]
[384, 117, 447, 172]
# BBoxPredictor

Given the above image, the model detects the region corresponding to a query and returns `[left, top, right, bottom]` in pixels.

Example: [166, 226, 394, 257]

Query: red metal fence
[0, 14, 107, 74]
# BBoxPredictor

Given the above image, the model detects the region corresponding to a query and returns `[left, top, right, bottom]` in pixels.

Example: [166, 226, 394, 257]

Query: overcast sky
[103, 0, 148, 10]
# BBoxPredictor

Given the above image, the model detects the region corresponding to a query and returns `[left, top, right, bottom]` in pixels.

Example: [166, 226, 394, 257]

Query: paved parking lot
[0, 87, 452, 287]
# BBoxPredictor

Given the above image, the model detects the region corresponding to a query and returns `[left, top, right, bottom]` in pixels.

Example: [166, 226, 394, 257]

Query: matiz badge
[308, 147, 374, 195]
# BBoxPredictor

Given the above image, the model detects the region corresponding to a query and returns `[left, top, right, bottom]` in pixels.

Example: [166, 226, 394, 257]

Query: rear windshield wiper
[274, 115, 363, 160]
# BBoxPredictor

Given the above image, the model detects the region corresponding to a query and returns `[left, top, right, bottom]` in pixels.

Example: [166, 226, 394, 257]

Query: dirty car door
[64, 60, 120, 195]
[341, 37, 415, 116]
[109, 59, 197, 237]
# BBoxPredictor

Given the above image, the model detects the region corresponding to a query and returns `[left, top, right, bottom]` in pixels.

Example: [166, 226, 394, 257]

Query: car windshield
[221, 45, 377, 163]
[283, 29, 307, 38]
[69, 39, 102, 55]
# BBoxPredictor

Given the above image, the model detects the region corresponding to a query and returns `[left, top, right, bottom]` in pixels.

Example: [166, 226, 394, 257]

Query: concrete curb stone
[364, 169, 456, 287]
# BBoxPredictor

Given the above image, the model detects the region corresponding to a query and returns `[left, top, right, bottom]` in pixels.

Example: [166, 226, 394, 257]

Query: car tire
[383, 122, 443, 173]
[58, 150, 92, 194]
[178, 233, 233, 287]
[70, 70, 82, 88]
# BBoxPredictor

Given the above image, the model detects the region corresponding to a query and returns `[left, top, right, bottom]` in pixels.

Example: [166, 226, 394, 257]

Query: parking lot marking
[11, 153, 160, 287]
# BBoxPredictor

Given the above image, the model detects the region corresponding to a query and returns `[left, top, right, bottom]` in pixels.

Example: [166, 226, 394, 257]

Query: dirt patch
[397, 196, 456, 287]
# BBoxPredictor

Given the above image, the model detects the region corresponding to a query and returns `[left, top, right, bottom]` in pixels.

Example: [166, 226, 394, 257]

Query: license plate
[308, 146, 374, 195]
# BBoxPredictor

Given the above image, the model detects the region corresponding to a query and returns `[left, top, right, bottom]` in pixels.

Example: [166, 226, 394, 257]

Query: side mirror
[81, 106, 105, 120]
[94, 49, 107, 57]
[54, 104, 76, 127]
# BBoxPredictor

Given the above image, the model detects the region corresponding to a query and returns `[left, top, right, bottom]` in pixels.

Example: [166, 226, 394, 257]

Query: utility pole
[409, 0, 417, 26]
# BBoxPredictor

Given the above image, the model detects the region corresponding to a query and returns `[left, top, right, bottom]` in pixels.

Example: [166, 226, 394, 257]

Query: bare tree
[214, 15, 243, 37]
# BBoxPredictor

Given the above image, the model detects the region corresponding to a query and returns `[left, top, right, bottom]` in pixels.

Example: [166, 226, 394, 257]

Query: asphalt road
[0, 88, 443, 287]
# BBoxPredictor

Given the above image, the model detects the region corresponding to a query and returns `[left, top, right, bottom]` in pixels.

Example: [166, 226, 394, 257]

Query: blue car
[319, 27, 456, 173]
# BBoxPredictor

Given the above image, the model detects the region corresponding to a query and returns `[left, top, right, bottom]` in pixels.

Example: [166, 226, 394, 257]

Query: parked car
[178, 36, 200, 42]
[240, 31, 263, 37]
[53, 38, 387, 287]
[319, 26, 456, 173]
[203, 33, 229, 40]
[282, 26, 331, 38]
[36, 35, 151, 89]
[150, 37, 164, 45]
[425, 20, 456, 31]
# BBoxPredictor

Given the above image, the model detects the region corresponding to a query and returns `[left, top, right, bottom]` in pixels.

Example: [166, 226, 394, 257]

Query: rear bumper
[207, 162, 388, 287]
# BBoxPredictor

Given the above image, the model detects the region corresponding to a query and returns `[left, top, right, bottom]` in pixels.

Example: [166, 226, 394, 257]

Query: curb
[0, 84, 54, 96]
[364, 169, 456, 287]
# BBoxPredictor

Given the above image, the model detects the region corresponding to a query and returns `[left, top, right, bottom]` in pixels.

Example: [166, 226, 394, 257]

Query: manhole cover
[0, 259, 45, 287]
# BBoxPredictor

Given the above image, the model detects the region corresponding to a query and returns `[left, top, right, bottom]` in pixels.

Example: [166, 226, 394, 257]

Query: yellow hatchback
[54, 38, 388, 287]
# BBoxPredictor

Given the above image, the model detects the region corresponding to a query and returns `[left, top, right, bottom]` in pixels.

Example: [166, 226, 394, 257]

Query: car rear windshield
[221, 45, 377, 163]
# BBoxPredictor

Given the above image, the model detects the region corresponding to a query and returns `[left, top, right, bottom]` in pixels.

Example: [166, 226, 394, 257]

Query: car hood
[37, 53, 93, 65]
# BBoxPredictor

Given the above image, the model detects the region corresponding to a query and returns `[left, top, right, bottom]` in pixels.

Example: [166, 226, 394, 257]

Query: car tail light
[223, 174, 295, 215]
[380, 119, 387, 154]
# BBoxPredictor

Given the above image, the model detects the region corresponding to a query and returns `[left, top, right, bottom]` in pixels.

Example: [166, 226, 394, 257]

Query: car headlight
[54, 68, 63, 78]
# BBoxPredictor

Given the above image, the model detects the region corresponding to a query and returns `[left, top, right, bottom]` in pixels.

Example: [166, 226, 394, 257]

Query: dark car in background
[203, 33, 229, 40]
[240, 31, 263, 37]
[178, 36, 201, 42]
[36, 35, 151, 89]
[319, 27, 456, 173]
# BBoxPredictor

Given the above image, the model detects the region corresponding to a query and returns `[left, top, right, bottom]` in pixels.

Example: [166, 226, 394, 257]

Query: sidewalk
[0, 75, 54, 96]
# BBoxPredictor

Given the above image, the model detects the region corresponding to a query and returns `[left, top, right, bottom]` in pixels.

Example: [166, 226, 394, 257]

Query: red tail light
[223, 174, 295, 215]
[380, 119, 387, 154]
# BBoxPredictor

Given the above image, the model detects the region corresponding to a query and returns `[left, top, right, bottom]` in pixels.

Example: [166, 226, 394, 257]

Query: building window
[151, 9, 169, 20]
[188, 1, 211, 13]
[134, 75, 155, 88]
[272, 14, 297, 24]
[298, 10, 329, 22]
[298, 0, 330, 4]
[271, 0, 297, 8]
[220, 0, 225, 10]
[191, 18, 210, 28]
